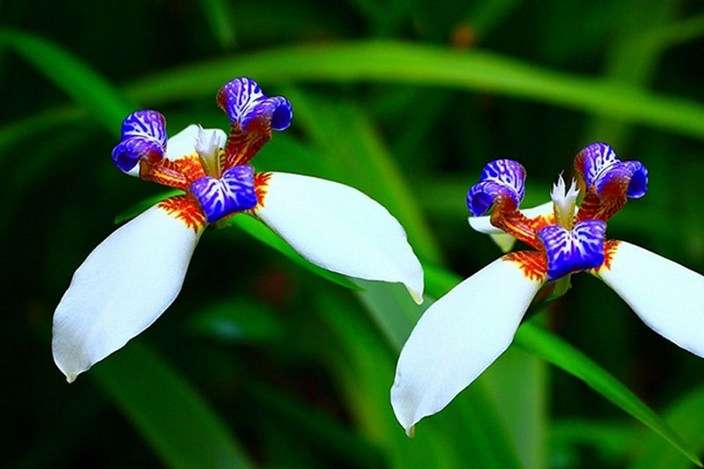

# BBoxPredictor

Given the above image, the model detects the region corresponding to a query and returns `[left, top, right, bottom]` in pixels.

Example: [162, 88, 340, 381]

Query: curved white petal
[52, 205, 204, 382]
[255, 172, 424, 302]
[597, 241, 704, 357]
[391, 257, 544, 434]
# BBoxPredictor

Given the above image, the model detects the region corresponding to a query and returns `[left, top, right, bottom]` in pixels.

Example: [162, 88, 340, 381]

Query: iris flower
[391, 143, 704, 434]
[53, 77, 423, 383]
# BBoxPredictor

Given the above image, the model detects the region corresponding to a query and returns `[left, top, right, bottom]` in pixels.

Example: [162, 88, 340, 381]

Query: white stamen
[195, 126, 225, 177]
[551, 173, 580, 228]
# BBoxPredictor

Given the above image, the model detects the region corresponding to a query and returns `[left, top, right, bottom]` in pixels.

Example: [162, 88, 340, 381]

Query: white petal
[165, 125, 227, 161]
[52, 204, 204, 382]
[391, 257, 544, 434]
[255, 172, 424, 302]
[597, 241, 704, 357]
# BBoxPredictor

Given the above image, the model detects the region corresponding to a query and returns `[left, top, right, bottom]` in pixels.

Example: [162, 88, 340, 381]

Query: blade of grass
[319, 288, 524, 468]
[631, 384, 704, 469]
[124, 40, 704, 140]
[0, 28, 132, 132]
[583, 0, 679, 147]
[200, 0, 237, 50]
[93, 341, 254, 469]
[517, 322, 701, 467]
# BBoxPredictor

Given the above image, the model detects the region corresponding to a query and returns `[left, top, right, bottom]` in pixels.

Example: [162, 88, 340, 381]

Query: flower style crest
[391, 142, 704, 435]
[467, 159, 526, 216]
[111, 110, 167, 172]
[53, 77, 424, 383]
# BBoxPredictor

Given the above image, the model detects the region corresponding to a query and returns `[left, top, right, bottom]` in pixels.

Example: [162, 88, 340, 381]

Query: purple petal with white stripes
[189, 165, 258, 223]
[467, 159, 526, 216]
[217, 77, 292, 131]
[576, 142, 648, 198]
[111, 111, 167, 172]
[595, 160, 648, 199]
[578, 143, 618, 188]
[538, 219, 606, 281]
[121, 110, 167, 143]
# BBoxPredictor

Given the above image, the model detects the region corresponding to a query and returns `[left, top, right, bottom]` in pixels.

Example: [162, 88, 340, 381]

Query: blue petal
[111, 138, 163, 172]
[538, 219, 606, 281]
[189, 165, 258, 223]
[576, 142, 648, 199]
[112, 111, 167, 172]
[121, 110, 167, 144]
[596, 160, 648, 199]
[217, 77, 292, 131]
[577, 142, 618, 188]
[466, 159, 525, 216]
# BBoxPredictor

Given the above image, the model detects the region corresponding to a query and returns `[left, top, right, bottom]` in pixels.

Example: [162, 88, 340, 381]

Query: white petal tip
[405, 425, 415, 438]
[51, 204, 201, 383]
[65, 374, 77, 384]
[408, 288, 424, 305]
[390, 258, 543, 434]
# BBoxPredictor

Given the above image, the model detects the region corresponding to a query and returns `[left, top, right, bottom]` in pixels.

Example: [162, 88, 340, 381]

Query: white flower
[53, 78, 423, 383]
[391, 144, 704, 435]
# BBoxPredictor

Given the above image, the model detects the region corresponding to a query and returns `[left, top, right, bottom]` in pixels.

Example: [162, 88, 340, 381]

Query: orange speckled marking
[491, 209, 540, 250]
[597, 239, 620, 272]
[225, 127, 271, 168]
[531, 213, 556, 232]
[158, 195, 206, 232]
[503, 251, 547, 282]
[253, 172, 272, 209]
[141, 154, 206, 190]
[576, 191, 625, 223]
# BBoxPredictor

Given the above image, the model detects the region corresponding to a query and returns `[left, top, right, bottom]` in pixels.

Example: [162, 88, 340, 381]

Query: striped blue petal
[467, 159, 526, 216]
[576, 142, 648, 199]
[216, 77, 292, 131]
[189, 165, 258, 224]
[538, 219, 606, 280]
[111, 111, 167, 172]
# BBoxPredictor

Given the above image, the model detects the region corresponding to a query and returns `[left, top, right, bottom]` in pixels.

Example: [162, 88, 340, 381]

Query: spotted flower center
[466, 143, 648, 282]
[111, 77, 293, 225]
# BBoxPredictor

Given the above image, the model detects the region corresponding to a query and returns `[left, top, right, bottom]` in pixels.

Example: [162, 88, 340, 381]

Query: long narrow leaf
[125, 41, 704, 140]
[93, 342, 254, 469]
[516, 323, 702, 467]
[0, 28, 132, 132]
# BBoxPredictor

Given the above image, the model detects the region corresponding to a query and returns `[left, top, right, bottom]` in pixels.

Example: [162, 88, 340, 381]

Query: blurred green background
[3, 0, 704, 467]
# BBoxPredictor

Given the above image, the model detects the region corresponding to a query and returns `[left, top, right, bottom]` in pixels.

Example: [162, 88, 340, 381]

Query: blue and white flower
[53, 77, 424, 383]
[391, 143, 704, 435]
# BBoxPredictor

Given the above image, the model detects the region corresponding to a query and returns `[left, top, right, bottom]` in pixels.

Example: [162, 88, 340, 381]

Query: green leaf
[631, 384, 704, 469]
[124, 40, 704, 140]
[93, 342, 254, 469]
[515, 322, 702, 467]
[319, 287, 524, 469]
[0, 28, 132, 132]
[200, 0, 237, 50]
